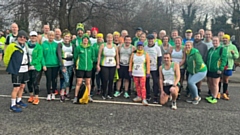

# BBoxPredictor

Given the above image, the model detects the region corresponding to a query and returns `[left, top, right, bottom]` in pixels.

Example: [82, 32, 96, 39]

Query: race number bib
[105, 57, 115, 65]
[120, 55, 129, 65]
[134, 64, 143, 71]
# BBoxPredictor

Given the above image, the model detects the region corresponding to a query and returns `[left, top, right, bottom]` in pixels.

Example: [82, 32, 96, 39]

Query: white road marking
[0, 95, 162, 107]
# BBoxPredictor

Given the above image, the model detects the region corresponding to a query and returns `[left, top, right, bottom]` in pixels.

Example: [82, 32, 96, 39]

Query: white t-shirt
[90, 37, 97, 46]
[144, 44, 162, 71]
[202, 40, 213, 50]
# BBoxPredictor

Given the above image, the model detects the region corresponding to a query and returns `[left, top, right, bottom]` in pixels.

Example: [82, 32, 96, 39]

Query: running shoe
[46, 94, 51, 101]
[16, 100, 28, 108]
[142, 99, 148, 106]
[51, 94, 55, 100]
[133, 96, 142, 102]
[89, 96, 93, 102]
[192, 97, 201, 105]
[153, 98, 158, 104]
[73, 97, 78, 104]
[60, 96, 65, 103]
[205, 96, 212, 101]
[207, 97, 217, 104]
[97, 89, 101, 95]
[171, 101, 177, 110]
[28, 96, 34, 103]
[55, 90, 59, 95]
[65, 94, 70, 99]
[114, 91, 121, 97]
[123, 92, 130, 99]
[9, 105, 22, 112]
[222, 93, 230, 100]
[217, 93, 221, 99]
[186, 98, 193, 103]
[107, 95, 113, 99]
[146, 97, 151, 102]
[32, 98, 39, 105]
[102, 96, 106, 100]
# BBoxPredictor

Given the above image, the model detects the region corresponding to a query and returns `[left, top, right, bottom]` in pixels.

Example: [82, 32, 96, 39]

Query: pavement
[0, 72, 240, 134]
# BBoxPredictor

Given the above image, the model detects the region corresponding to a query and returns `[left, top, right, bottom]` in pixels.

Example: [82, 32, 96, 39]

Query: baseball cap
[185, 29, 192, 33]
[29, 31, 38, 36]
[147, 34, 154, 39]
[137, 41, 144, 46]
[136, 27, 143, 31]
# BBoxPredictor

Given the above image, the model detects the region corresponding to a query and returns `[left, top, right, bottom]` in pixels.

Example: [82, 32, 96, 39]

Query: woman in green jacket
[220, 34, 239, 100]
[73, 34, 94, 103]
[205, 37, 227, 104]
[27, 31, 43, 105]
[185, 41, 207, 105]
[42, 31, 59, 101]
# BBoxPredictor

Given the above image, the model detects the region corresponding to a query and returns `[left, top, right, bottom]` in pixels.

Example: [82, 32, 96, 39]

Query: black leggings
[44, 67, 59, 94]
[146, 70, 159, 98]
[101, 66, 116, 97]
[27, 70, 41, 95]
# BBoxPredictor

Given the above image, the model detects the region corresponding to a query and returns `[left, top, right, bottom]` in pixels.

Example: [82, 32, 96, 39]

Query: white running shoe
[46, 94, 51, 101]
[51, 94, 55, 100]
[171, 101, 177, 110]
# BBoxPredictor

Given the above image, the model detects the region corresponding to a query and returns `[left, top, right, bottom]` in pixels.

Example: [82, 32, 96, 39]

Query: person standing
[160, 35, 172, 56]
[114, 36, 135, 98]
[144, 34, 162, 103]
[42, 31, 59, 101]
[57, 30, 75, 102]
[119, 30, 128, 44]
[132, 27, 143, 45]
[73, 34, 94, 103]
[202, 30, 213, 50]
[183, 29, 194, 44]
[193, 32, 208, 95]
[4, 30, 29, 112]
[72, 23, 85, 47]
[54, 28, 63, 44]
[198, 29, 205, 40]
[91, 33, 104, 95]
[97, 33, 120, 99]
[5, 23, 19, 50]
[129, 41, 150, 105]
[0, 31, 6, 65]
[27, 31, 43, 105]
[205, 37, 227, 104]
[38, 24, 50, 44]
[219, 34, 239, 100]
[89, 27, 99, 45]
[169, 29, 179, 47]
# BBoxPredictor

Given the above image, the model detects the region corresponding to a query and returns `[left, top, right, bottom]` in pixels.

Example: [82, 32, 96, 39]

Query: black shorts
[76, 70, 92, 78]
[118, 66, 130, 79]
[12, 72, 29, 85]
[163, 85, 172, 95]
[207, 71, 221, 78]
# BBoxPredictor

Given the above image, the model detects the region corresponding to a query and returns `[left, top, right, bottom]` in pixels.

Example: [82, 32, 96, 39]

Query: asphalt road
[0, 74, 240, 135]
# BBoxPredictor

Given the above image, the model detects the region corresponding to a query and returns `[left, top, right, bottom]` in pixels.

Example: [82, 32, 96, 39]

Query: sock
[17, 97, 21, 103]
[223, 83, 228, 93]
[218, 82, 221, 92]
[11, 99, 16, 107]
[66, 89, 69, 95]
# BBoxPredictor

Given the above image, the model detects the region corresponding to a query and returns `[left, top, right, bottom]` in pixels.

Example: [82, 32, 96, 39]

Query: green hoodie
[29, 43, 43, 71]
[221, 42, 239, 70]
[71, 36, 82, 47]
[206, 46, 227, 72]
[186, 48, 207, 74]
[74, 43, 94, 71]
[42, 41, 59, 67]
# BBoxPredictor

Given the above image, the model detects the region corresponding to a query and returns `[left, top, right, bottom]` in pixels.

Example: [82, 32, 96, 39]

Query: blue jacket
[4, 42, 29, 75]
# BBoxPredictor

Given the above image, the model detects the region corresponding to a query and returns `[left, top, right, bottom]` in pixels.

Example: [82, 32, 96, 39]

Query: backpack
[77, 83, 89, 104]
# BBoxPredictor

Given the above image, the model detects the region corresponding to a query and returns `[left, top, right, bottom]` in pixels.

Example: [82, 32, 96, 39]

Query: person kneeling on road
[159, 53, 180, 110]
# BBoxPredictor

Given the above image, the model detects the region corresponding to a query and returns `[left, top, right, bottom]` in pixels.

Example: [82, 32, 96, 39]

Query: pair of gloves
[129, 72, 150, 78]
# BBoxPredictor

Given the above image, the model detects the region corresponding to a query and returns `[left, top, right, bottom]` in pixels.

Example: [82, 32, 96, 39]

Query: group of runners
[1, 22, 239, 112]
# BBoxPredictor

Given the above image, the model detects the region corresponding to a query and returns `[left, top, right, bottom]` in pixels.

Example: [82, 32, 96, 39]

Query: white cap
[29, 31, 38, 36]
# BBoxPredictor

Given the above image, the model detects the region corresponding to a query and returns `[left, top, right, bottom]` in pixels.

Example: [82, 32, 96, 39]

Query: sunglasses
[18, 36, 26, 39]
